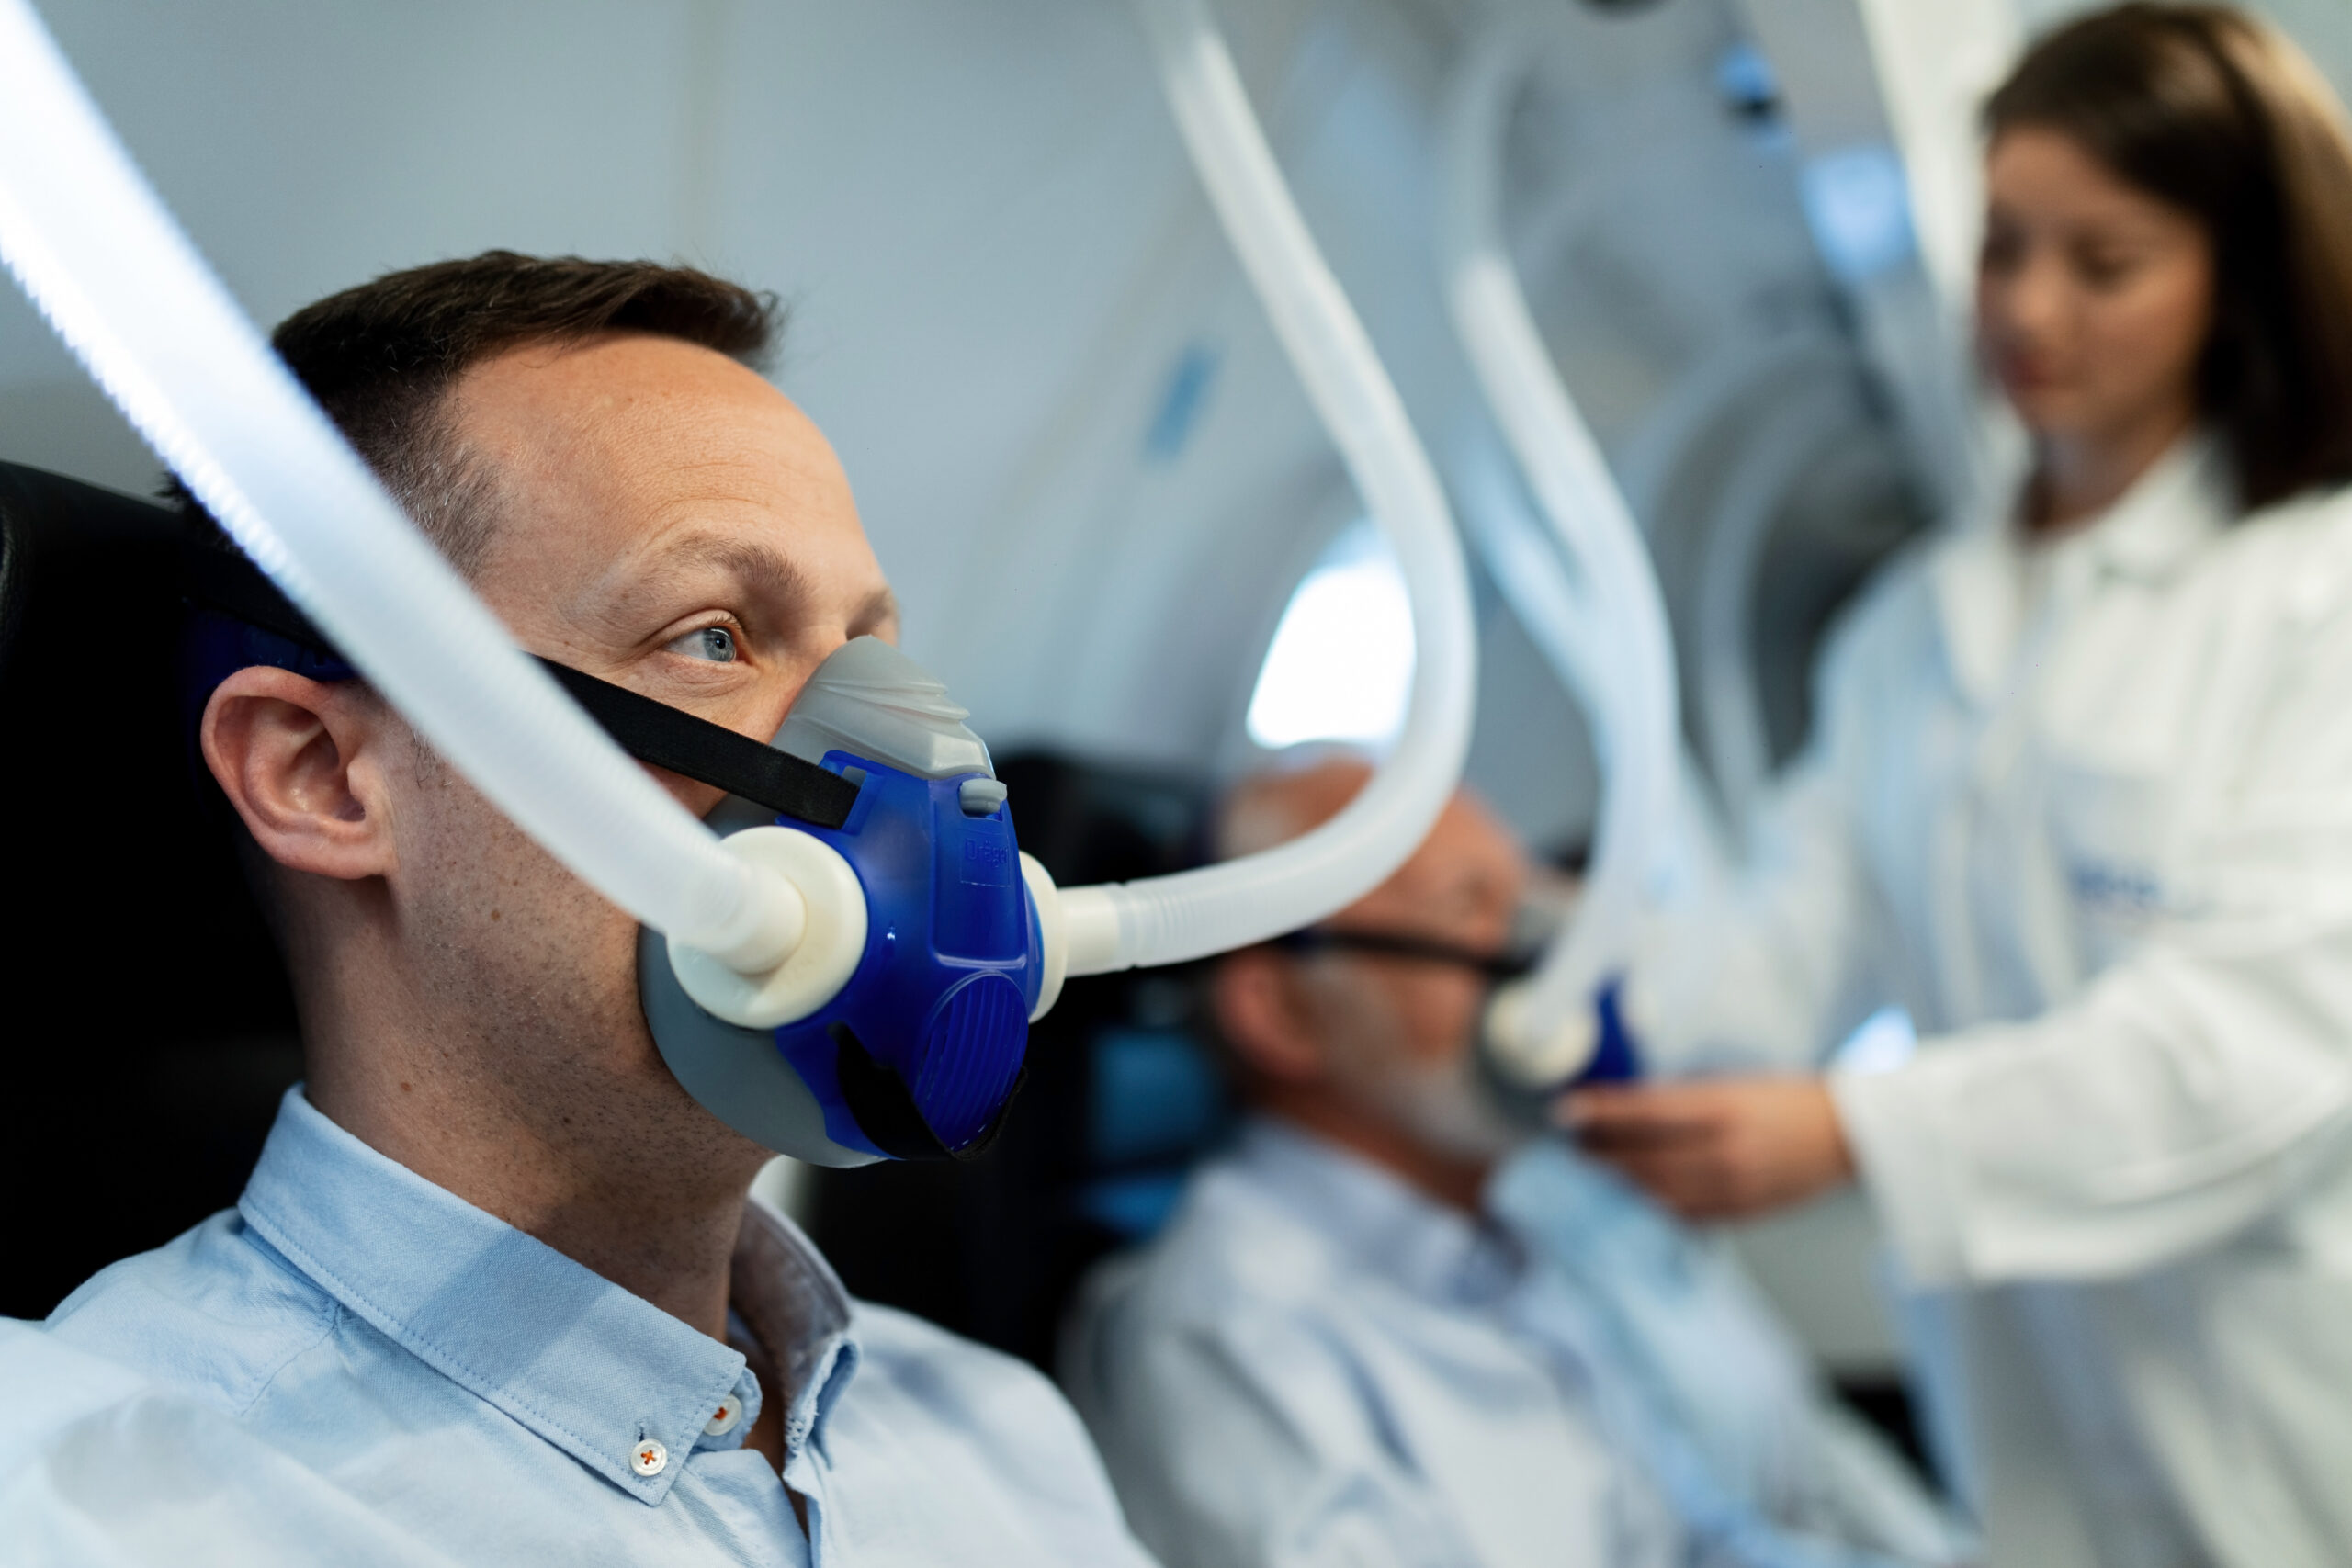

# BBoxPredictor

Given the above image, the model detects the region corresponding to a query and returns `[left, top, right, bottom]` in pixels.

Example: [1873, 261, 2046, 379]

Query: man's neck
[1259, 1089, 1492, 1213]
[297, 942, 769, 1343]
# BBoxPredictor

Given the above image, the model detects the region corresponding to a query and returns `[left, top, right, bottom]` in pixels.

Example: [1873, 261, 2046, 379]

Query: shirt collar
[729, 1192, 858, 1466]
[238, 1088, 849, 1505]
[1929, 433, 2231, 705]
[1232, 1118, 1520, 1306]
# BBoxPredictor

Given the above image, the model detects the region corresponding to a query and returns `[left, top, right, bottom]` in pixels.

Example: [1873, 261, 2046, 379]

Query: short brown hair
[177, 252, 782, 570]
[1985, 5, 2352, 510]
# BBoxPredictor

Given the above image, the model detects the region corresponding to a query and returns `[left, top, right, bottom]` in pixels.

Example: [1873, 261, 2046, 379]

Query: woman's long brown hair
[1986, 4, 2352, 510]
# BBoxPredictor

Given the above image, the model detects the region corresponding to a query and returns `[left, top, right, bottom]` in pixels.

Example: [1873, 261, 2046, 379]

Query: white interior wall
[0, 0, 1615, 846]
[0, 0, 1224, 740]
[14, 0, 2347, 802]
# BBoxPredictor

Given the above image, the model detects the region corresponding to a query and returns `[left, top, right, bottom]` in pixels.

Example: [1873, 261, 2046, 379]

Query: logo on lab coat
[2067, 859, 2165, 917]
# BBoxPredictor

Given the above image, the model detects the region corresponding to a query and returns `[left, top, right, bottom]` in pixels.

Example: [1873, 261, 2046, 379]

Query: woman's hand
[1560, 1077, 1856, 1223]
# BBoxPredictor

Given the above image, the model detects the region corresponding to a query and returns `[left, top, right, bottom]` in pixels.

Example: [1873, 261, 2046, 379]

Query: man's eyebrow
[604, 532, 819, 627]
[673, 534, 819, 610]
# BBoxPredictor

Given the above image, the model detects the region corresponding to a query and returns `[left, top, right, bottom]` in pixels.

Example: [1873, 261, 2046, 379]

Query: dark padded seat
[0, 463, 300, 1319]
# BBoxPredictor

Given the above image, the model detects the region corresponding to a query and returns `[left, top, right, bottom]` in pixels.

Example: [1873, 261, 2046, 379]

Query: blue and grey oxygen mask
[639, 636, 1048, 1168]
[185, 551, 1045, 1168]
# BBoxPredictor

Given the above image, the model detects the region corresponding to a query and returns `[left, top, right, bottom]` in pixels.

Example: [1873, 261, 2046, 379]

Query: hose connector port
[1484, 980, 1600, 1089]
[672, 826, 868, 1028]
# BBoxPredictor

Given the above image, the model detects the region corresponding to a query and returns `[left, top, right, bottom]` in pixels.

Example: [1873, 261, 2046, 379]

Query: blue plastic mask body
[628, 634, 1048, 1166]
[773, 751, 1039, 1159]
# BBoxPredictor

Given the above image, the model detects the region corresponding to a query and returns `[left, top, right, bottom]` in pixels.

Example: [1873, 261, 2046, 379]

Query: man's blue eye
[671, 626, 737, 663]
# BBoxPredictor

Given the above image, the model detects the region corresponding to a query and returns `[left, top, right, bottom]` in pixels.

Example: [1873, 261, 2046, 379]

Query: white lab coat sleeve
[1836, 534, 2352, 1287]
[1628, 574, 1907, 1074]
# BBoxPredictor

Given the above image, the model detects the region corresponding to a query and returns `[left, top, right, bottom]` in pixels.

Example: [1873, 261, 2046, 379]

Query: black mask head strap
[536, 663, 858, 829]
[182, 545, 861, 830]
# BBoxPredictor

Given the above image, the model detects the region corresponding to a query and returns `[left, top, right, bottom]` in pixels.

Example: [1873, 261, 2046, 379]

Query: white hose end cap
[1484, 980, 1599, 1089]
[1057, 885, 1128, 978]
[672, 826, 867, 1030]
[1021, 852, 1069, 1022]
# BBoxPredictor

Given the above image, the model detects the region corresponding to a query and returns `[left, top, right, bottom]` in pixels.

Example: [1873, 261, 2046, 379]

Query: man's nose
[748, 633, 854, 743]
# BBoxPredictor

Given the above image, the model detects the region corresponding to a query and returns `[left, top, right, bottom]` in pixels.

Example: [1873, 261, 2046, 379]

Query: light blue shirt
[1063, 1120, 1961, 1568]
[9, 1088, 1155, 1568]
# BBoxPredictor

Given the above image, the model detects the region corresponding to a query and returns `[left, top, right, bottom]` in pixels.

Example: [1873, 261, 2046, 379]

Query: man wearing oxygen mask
[1062, 756, 1963, 1568]
[17, 252, 1156, 1567]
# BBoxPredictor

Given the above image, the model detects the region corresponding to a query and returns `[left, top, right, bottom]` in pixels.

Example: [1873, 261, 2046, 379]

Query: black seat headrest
[0, 462, 299, 1317]
[0, 463, 288, 1032]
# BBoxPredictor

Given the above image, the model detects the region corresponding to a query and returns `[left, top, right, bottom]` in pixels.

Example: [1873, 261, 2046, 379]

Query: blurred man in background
[1061, 755, 1962, 1568]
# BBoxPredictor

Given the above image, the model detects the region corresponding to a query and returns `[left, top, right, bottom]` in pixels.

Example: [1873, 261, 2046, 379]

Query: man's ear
[1211, 950, 1329, 1086]
[200, 669, 399, 881]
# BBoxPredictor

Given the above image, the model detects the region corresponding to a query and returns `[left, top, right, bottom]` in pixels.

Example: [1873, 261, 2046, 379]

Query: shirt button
[706, 1397, 742, 1436]
[631, 1438, 669, 1477]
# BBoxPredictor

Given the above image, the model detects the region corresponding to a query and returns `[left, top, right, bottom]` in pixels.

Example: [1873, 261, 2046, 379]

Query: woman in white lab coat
[1568, 7, 2352, 1564]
